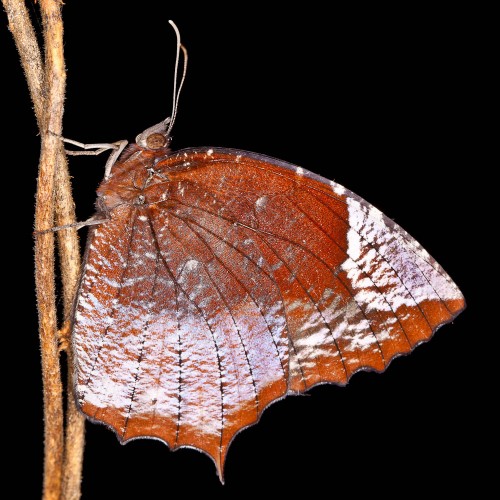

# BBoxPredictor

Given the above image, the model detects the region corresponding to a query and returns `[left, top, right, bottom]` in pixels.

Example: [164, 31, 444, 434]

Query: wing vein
[147, 214, 226, 456]
[122, 247, 162, 437]
[305, 189, 439, 333]
[286, 194, 408, 357]
[192, 156, 454, 287]
[169, 213, 288, 377]
[166, 214, 261, 413]
[165, 204, 334, 386]
[80, 208, 139, 405]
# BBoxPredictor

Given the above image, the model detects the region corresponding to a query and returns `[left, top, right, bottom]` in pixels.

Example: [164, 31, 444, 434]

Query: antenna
[135, 20, 188, 148]
[166, 20, 188, 137]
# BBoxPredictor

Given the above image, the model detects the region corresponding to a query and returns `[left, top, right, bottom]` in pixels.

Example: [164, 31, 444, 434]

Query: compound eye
[146, 133, 167, 150]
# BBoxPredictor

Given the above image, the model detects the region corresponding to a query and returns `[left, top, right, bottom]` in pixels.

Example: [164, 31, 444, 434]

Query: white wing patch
[345, 197, 462, 306]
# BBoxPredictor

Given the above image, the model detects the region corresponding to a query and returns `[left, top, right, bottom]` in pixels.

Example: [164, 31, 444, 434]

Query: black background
[2, 2, 481, 498]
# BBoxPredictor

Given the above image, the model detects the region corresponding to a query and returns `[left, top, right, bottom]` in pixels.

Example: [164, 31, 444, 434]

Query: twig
[3, 1, 63, 497]
[3, 0, 85, 498]
[57, 167, 85, 500]
[38, 0, 67, 496]
[53, 69, 85, 500]
[2, 0, 45, 122]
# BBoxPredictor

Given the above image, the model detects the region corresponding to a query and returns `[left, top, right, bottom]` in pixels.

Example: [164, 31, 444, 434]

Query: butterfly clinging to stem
[66, 20, 465, 482]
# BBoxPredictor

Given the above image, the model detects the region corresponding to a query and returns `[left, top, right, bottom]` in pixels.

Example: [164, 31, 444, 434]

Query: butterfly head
[135, 117, 173, 151]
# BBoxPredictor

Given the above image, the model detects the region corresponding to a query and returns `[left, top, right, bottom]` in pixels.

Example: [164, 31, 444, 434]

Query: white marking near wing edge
[343, 196, 462, 310]
[329, 180, 346, 196]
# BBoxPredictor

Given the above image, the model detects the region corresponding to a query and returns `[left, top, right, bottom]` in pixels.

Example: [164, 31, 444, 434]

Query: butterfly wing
[73, 147, 465, 480]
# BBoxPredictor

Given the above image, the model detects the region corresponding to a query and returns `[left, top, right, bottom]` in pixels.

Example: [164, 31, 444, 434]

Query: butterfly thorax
[96, 144, 174, 212]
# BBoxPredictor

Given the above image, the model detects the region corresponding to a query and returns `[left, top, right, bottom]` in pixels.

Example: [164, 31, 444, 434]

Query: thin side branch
[55, 154, 85, 500]
[2, 0, 45, 123]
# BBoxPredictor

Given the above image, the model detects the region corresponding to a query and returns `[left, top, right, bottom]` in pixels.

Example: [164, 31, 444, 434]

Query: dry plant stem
[35, 134, 64, 500]
[61, 350, 86, 500]
[56, 161, 85, 500]
[2, 1, 81, 320]
[55, 156, 86, 500]
[2, 0, 46, 121]
[3, 0, 84, 498]
[51, 76, 85, 500]
[39, 1, 67, 498]
[55, 163, 81, 316]
[3, 1, 62, 498]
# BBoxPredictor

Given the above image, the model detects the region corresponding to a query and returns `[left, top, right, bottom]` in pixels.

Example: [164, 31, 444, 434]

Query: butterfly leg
[34, 138, 128, 235]
[34, 215, 111, 235]
[62, 138, 128, 180]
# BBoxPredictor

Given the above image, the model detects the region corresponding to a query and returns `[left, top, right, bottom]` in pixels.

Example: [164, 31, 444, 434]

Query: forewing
[155, 148, 464, 390]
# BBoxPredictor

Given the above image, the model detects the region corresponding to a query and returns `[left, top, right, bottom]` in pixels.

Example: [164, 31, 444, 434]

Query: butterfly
[69, 21, 465, 482]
